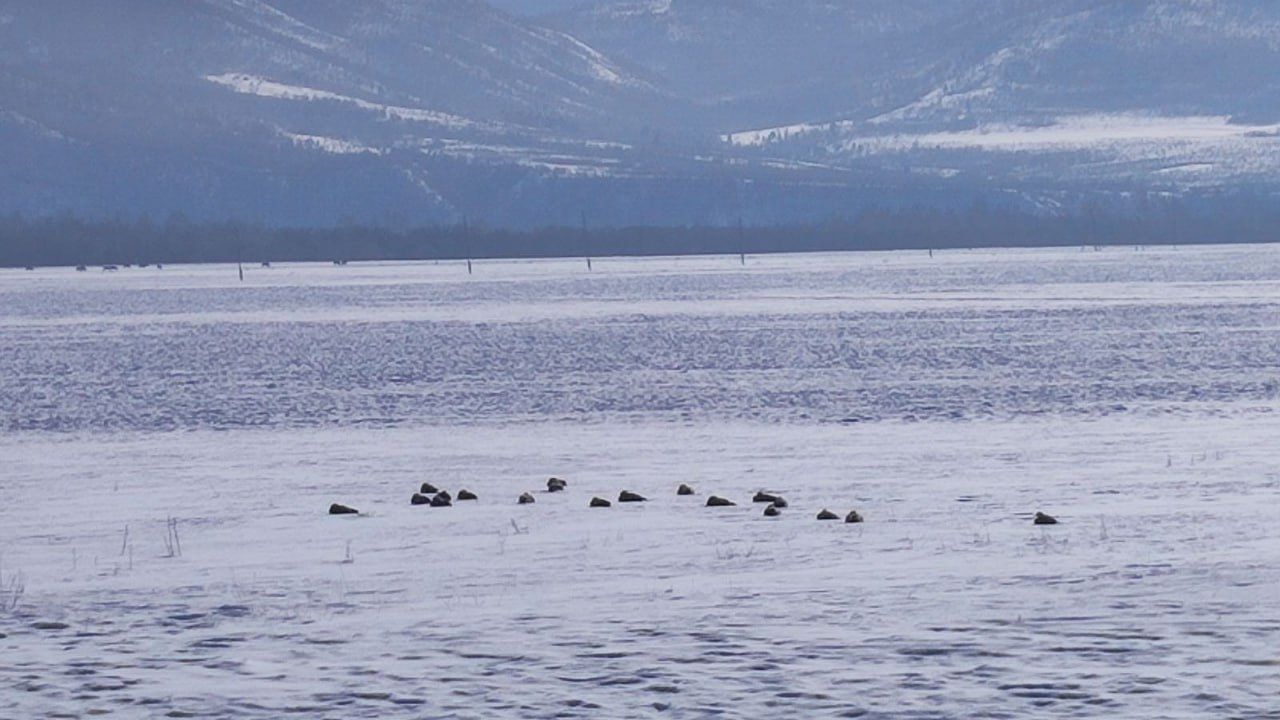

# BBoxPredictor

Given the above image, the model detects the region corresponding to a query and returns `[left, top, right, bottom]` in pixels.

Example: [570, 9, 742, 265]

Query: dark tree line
[2, 198, 1278, 268]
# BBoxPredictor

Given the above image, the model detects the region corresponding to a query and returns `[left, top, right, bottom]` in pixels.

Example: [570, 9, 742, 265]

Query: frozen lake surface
[2, 246, 1279, 718]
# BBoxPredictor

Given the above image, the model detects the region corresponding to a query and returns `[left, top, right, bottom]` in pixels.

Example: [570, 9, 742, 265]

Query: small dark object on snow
[706, 496, 735, 507]
[590, 497, 612, 508]
[845, 510, 864, 524]
[618, 490, 647, 503]
[763, 504, 781, 517]
[518, 492, 536, 505]
[677, 484, 695, 496]
[753, 491, 782, 504]
[547, 477, 567, 492]
[457, 489, 478, 501]
[1034, 511, 1058, 525]
[770, 496, 788, 508]
[75, 265, 87, 272]
[329, 503, 358, 515]
[430, 493, 452, 508]
[420, 482, 440, 495]
[816, 509, 839, 521]
[411, 493, 431, 506]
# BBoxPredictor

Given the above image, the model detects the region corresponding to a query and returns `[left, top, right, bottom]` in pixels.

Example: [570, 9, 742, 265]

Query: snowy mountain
[5, 0, 1280, 227]
[561, 0, 1280, 128]
[0, 0, 674, 225]
[633, 0, 1280, 193]
[547, 0, 1005, 131]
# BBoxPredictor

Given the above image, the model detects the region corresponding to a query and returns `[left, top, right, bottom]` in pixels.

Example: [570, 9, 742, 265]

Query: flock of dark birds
[328, 479, 1061, 525]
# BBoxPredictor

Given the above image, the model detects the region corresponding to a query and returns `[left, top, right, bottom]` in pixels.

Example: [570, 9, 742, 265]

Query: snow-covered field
[725, 114, 1280, 188]
[2, 246, 1279, 718]
[728, 114, 1280, 151]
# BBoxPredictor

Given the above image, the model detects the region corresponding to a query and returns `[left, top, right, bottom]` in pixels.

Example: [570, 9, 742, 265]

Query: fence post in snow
[582, 210, 592, 271]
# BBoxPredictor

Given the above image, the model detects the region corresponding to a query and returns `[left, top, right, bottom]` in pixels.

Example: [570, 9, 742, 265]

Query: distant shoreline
[4, 205, 1279, 268]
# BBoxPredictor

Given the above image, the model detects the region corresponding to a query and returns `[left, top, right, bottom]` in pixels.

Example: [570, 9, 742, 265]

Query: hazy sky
[487, 0, 587, 15]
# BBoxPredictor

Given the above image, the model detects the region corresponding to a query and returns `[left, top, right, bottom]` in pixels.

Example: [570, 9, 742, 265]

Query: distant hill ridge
[4, 0, 1280, 227]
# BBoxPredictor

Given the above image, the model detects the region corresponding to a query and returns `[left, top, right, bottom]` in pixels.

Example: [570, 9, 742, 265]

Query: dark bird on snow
[845, 510, 864, 524]
[431, 491, 453, 507]
[547, 478, 567, 493]
[1034, 511, 1058, 525]
[411, 493, 431, 506]
[763, 504, 781, 517]
[706, 496, 735, 507]
[590, 497, 612, 508]
[420, 482, 440, 495]
[816, 509, 839, 521]
[618, 490, 647, 503]
[518, 492, 536, 505]
[457, 489, 478, 501]
[753, 491, 783, 504]
[329, 503, 359, 515]
[677, 484, 696, 496]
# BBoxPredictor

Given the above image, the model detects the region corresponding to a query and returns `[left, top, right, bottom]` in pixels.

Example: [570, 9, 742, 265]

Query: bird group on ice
[329, 478, 1060, 525]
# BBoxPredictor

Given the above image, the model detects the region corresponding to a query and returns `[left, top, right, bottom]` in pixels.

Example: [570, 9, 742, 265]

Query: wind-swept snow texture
[2, 246, 1279, 717]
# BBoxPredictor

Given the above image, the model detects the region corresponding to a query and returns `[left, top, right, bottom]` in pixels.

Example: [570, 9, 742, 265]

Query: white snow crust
[2, 245, 1279, 717]
[206, 73, 478, 129]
